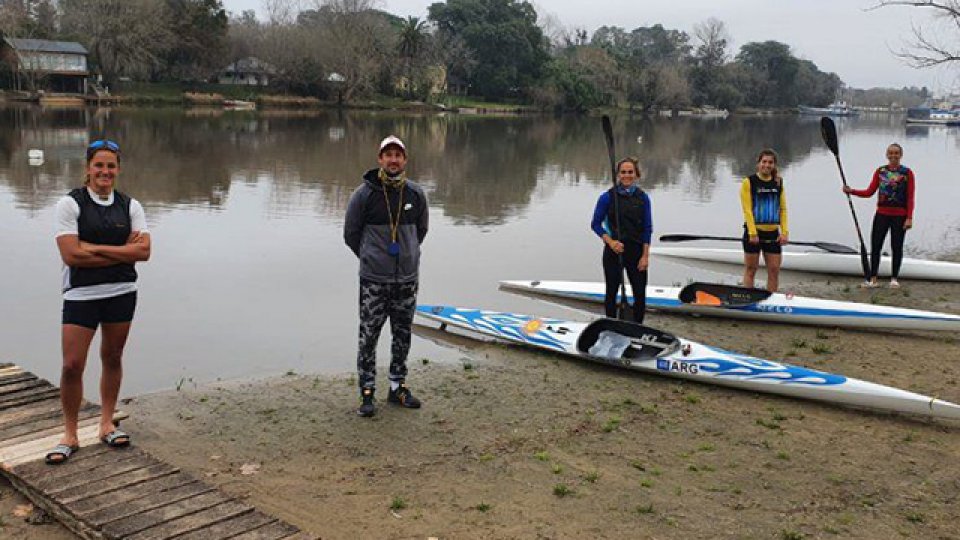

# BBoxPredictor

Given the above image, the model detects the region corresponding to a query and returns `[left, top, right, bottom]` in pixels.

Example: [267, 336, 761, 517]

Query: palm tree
[397, 16, 427, 59]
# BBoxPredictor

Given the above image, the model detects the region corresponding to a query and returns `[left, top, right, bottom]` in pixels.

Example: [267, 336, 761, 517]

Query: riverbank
[3, 279, 959, 539]
[109, 278, 958, 540]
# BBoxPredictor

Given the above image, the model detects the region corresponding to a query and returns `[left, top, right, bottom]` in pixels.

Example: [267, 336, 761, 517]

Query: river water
[2, 106, 959, 395]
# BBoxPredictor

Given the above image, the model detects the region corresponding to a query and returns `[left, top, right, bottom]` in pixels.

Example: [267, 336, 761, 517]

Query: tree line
[0, 0, 932, 110]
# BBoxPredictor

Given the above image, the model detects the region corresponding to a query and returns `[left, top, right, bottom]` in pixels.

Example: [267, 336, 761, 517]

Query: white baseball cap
[378, 135, 406, 154]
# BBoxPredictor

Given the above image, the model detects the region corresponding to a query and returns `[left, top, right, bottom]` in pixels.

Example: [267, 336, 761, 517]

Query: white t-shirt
[55, 188, 149, 301]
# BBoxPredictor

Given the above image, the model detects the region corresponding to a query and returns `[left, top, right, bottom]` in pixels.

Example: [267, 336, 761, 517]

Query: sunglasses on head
[86, 139, 120, 159]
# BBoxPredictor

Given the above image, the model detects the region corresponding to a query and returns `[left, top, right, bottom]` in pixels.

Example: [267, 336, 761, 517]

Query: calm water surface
[2, 106, 959, 394]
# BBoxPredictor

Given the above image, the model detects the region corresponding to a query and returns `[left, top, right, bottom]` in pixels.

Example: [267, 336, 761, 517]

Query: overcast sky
[221, 0, 959, 92]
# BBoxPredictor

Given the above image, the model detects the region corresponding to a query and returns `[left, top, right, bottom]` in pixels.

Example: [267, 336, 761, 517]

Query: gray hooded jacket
[344, 169, 429, 283]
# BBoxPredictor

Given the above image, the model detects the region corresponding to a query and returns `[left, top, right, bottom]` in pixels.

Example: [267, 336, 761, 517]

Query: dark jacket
[344, 169, 429, 283]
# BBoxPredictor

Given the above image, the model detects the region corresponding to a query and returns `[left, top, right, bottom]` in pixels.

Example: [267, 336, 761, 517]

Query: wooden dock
[0, 363, 316, 540]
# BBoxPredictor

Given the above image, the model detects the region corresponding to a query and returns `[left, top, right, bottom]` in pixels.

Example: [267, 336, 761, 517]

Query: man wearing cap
[344, 135, 429, 417]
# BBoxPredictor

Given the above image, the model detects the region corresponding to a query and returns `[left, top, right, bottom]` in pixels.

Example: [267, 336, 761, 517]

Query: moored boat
[798, 102, 859, 116]
[650, 246, 960, 282]
[415, 305, 960, 420]
[499, 280, 960, 332]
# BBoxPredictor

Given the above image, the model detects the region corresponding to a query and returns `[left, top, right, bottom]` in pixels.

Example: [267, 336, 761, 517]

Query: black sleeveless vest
[605, 187, 647, 245]
[65, 188, 137, 291]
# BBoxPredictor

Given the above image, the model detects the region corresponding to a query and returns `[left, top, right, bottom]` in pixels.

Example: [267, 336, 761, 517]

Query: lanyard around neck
[382, 184, 404, 242]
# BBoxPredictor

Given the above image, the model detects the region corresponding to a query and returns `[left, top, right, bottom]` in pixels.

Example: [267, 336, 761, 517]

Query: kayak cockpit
[678, 282, 772, 307]
[576, 319, 680, 361]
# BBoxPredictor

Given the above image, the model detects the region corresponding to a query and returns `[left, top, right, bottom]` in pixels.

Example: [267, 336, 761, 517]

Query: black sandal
[45, 444, 79, 465]
[100, 430, 130, 448]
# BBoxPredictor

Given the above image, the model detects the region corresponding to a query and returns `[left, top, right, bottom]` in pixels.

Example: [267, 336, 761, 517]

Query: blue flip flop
[45, 444, 79, 465]
[100, 430, 130, 448]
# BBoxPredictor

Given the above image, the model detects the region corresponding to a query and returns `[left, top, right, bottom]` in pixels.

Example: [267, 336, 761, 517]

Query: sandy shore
[5, 278, 960, 539]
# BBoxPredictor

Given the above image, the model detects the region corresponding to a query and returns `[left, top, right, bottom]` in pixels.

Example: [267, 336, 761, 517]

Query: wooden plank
[171, 512, 277, 540]
[56, 463, 179, 504]
[0, 378, 48, 396]
[2, 469, 104, 540]
[101, 491, 232, 539]
[0, 366, 27, 378]
[13, 444, 111, 478]
[30, 448, 144, 489]
[67, 472, 198, 516]
[0, 404, 99, 441]
[0, 387, 60, 408]
[0, 399, 65, 426]
[84, 481, 216, 527]
[44, 453, 160, 494]
[0, 373, 39, 387]
[0, 419, 103, 466]
[228, 521, 301, 540]
[120, 500, 252, 540]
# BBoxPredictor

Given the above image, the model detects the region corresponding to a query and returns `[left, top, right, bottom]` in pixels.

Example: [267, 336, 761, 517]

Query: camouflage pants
[356, 279, 418, 390]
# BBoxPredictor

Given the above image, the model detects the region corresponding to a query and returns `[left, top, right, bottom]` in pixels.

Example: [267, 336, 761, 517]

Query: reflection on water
[2, 106, 959, 394]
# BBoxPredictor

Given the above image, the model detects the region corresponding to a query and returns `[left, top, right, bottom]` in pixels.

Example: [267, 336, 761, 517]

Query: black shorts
[62, 292, 137, 329]
[742, 228, 782, 255]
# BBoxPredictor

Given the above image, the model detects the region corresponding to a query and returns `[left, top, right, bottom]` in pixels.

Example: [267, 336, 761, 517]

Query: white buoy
[636, 136, 643, 144]
[28, 149, 43, 160]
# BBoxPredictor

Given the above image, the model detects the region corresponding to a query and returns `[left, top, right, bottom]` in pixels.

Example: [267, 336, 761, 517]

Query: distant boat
[905, 107, 960, 126]
[223, 99, 256, 111]
[798, 102, 859, 117]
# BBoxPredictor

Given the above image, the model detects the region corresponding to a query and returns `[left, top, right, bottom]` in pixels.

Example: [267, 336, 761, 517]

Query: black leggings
[602, 246, 648, 323]
[870, 213, 907, 279]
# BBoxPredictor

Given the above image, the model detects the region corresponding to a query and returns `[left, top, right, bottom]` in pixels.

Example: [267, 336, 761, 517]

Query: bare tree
[60, 0, 176, 82]
[873, 1, 960, 67]
[308, 0, 394, 101]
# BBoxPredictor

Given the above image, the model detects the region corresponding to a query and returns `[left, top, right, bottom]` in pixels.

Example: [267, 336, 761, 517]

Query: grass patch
[640, 479, 654, 488]
[811, 343, 833, 354]
[478, 453, 495, 462]
[790, 338, 807, 348]
[551, 464, 564, 474]
[476, 502, 492, 512]
[698, 443, 716, 452]
[534, 451, 550, 462]
[776, 451, 790, 460]
[781, 530, 804, 540]
[684, 393, 702, 405]
[905, 512, 924, 523]
[553, 483, 573, 497]
[635, 503, 654, 514]
[630, 460, 646, 471]
[584, 471, 600, 483]
[602, 416, 622, 432]
[390, 496, 406, 510]
[756, 418, 782, 430]
[640, 403, 658, 414]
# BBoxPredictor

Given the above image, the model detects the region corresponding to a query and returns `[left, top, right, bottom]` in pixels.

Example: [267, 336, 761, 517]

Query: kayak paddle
[601, 115, 631, 320]
[820, 117, 871, 279]
[658, 234, 857, 254]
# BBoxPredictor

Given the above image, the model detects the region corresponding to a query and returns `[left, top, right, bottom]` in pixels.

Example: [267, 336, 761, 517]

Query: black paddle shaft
[601, 115, 631, 320]
[819, 117, 871, 279]
[658, 234, 857, 254]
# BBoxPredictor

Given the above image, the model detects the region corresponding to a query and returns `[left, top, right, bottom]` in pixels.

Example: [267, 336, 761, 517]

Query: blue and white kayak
[416, 305, 960, 420]
[499, 280, 960, 332]
[651, 246, 960, 282]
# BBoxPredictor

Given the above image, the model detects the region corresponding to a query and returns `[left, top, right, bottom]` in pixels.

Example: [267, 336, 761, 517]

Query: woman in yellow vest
[740, 149, 788, 292]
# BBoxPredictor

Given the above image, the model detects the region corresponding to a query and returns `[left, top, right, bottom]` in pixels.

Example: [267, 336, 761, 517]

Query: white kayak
[499, 280, 960, 332]
[416, 305, 960, 420]
[651, 246, 960, 282]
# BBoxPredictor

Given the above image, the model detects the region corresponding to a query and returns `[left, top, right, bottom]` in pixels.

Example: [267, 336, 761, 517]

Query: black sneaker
[357, 387, 376, 417]
[388, 384, 422, 409]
